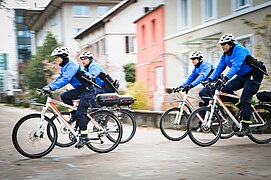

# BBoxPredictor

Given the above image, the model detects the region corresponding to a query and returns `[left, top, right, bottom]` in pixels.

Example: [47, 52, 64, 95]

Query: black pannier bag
[118, 95, 135, 106]
[96, 93, 120, 106]
[256, 91, 271, 102]
[98, 72, 120, 93]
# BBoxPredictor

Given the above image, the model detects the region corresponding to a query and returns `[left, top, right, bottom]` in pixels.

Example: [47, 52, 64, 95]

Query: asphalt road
[1, 104, 271, 180]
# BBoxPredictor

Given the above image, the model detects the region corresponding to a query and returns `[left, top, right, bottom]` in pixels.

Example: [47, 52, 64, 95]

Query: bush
[127, 81, 149, 110]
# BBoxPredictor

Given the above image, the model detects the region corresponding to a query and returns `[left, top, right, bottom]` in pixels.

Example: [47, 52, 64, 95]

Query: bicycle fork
[173, 95, 187, 125]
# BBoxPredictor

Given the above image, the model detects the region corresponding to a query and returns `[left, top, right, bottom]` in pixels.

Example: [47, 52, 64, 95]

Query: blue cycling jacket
[85, 60, 105, 87]
[182, 60, 213, 87]
[209, 44, 253, 81]
[46, 60, 82, 91]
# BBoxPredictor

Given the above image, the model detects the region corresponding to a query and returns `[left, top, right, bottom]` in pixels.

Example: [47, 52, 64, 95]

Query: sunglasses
[191, 58, 198, 61]
[220, 43, 227, 46]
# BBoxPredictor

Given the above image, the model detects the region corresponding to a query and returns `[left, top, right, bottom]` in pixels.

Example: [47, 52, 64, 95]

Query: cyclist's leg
[75, 87, 96, 148]
[199, 87, 215, 105]
[221, 76, 243, 104]
[60, 89, 81, 123]
[240, 72, 263, 126]
[60, 88, 81, 106]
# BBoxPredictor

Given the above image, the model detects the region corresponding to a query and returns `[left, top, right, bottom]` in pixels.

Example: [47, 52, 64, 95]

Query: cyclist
[202, 33, 264, 136]
[176, 51, 213, 98]
[42, 46, 97, 148]
[79, 51, 106, 95]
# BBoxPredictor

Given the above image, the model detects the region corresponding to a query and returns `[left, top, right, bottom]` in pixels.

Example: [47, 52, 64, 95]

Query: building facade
[27, 0, 122, 59]
[134, 5, 165, 110]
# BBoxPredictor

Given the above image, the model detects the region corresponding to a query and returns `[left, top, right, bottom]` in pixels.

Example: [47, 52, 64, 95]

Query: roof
[133, 4, 164, 23]
[74, 0, 137, 39]
[26, 0, 123, 31]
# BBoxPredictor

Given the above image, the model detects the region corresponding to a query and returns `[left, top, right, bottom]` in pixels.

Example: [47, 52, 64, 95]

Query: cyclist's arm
[225, 51, 247, 79]
[182, 68, 197, 87]
[191, 64, 212, 87]
[209, 55, 227, 81]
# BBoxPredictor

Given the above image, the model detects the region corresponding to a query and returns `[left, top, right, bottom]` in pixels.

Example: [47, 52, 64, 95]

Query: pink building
[134, 5, 165, 110]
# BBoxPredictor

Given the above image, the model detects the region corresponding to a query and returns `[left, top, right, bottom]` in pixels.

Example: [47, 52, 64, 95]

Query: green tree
[127, 81, 149, 110]
[23, 32, 59, 89]
[123, 63, 135, 83]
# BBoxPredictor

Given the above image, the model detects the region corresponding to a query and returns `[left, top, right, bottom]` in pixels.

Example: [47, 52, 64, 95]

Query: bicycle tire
[247, 105, 271, 144]
[187, 107, 222, 147]
[114, 109, 136, 143]
[86, 110, 123, 153]
[12, 113, 57, 158]
[48, 111, 76, 148]
[216, 105, 236, 139]
[159, 107, 189, 141]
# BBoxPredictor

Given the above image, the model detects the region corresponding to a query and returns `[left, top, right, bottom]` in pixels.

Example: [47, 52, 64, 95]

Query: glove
[215, 76, 229, 88]
[182, 84, 193, 93]
[201, 78, 212, 87]
[173, 86, 183, 93]
[41, 86, 51, 95]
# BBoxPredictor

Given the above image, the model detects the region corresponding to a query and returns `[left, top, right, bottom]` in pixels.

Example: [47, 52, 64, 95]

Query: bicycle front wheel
[248, 105, 271, 144]
[86, 110, 123, 153]
[12, 114, 57, 158]
[159, 107, 189, 141]
[187, 107, 222, 147]
[114, 109, 136, 143]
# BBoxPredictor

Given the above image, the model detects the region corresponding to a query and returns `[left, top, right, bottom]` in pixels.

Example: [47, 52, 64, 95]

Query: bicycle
[159, 87, 195, 141]
[12, 89, 123, 158]
[187, 77, 271, 147]
[52, 93, 136, 145]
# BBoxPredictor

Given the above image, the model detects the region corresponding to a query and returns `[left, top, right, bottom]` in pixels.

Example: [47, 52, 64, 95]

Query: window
[16, 16, 24, 23]
[97, 6, 109, 17]
[238, 36, 253, 54]
[141, 25, 145, 48]
[0, 74, 4, 92]
[0, 53, 7, 70]
[203, 0, 216, 21]
[50, 15, 57, 26]
[73, 5, 90, 17]
[74, 28, 82, 35]
[179, 0, 191, 29]
[151, 19, 156, 43]
[234, 0, 251, 11]
[125, 36, 136, 53]
[155, 67, 164, 90]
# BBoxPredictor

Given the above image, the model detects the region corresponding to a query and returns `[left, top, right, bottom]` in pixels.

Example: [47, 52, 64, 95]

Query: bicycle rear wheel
[187, 107, 222, 147]
[159, 107, 189, 141]
[86, 110, 123, 153]
[248, 105, 271, 144]
[48, 111, 76, 147]
[12, 114, 57, 158]
[114, 109, 136, 143]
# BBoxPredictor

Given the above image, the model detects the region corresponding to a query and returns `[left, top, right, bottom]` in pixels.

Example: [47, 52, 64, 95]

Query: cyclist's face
[80, 57, 90, 66]
[191, 58, 199, 65]
[54, 56, 63, 65]
[220, 43, 230, 52]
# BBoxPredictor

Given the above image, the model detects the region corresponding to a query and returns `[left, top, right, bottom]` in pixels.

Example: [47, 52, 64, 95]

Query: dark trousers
[199, 71, 263, 120]
[60, 87, 97, 132]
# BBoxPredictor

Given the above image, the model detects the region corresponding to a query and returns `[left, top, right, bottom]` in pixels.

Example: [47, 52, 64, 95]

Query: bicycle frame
[204, 89, 266, 130]
[173, 92, 196, 125]
[37, 96, 104, 141]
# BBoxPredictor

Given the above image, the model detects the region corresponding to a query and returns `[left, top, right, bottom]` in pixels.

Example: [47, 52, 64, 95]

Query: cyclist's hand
[201, 78, 212, 87]
[182, 84, 193, 93]
[215, 76, 229, 88]
[173, 86, 183, 93]
[40, 87, 52, 96]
